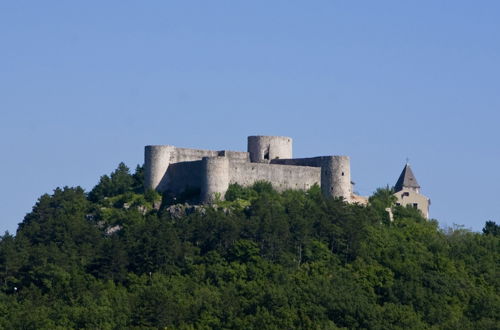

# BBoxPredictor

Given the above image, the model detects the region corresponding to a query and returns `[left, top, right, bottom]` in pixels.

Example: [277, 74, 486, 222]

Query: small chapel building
[393, 164, 430, 218]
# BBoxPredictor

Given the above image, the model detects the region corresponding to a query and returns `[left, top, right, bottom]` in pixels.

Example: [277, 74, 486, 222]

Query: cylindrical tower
[200, 156, 230, 203]
[144, 145, 175, 191]
[247, 136, 292, 163]
[320, 156, 352, 201]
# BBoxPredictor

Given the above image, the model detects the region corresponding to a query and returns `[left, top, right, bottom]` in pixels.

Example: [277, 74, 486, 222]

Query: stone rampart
[229, 162, 320, 192]
[164, 161, 203, 195]
[144, 136, 358, 203]
[170, 147, 248, 163]
[272, 156, 352, 199]
[144, 146, 250, 191]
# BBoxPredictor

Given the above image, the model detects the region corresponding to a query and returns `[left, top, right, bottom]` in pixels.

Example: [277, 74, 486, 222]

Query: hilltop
[0, 163, 498, 329]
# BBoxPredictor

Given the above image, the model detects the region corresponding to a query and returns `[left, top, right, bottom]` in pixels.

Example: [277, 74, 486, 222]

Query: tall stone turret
[200, 156, 230, 203]
[144, 145, 175, 191]
[321, 156, 352, 201]
[247, 136, 292, 163]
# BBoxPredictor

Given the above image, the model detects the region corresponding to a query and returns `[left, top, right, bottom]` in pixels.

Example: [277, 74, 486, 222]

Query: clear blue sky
[1, 1, 499, 233]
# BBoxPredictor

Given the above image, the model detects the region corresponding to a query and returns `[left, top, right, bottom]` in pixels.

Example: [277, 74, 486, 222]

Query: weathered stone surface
[165, 203, 206, 218]
[144, 136, 366, 204]
[229, 162, 320, 193]
[247, 136, 292, 163]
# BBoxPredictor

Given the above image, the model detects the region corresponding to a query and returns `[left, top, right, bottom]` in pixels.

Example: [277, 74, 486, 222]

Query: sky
[1, 1, 499, 234]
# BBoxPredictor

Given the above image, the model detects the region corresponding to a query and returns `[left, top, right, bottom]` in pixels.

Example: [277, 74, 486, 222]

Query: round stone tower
[321, 156, 352, 201]
[144, 145, 175, 191]
[247, 136, 292, 163]
[200, 156, 230, 203]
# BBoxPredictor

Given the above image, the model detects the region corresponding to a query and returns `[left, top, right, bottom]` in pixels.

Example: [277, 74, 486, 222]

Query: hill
[0, 163, 498, 329]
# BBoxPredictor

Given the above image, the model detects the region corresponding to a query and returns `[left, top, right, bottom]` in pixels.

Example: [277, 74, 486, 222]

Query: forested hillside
[0, 163, 498, 329]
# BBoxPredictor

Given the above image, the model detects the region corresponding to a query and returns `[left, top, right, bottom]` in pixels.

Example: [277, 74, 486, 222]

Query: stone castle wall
[144, 136, 360, 204]
[144, 145, 248, 192]
[229, 162, 320, 193]
[272, 156, 352, 200]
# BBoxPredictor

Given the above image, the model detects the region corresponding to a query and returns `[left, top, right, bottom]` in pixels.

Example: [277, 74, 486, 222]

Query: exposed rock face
[105, 225, 122, 236]
[165, 204, 205, 219]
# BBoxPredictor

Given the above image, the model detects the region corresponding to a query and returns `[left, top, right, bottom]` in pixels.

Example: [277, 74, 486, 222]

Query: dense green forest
[0, 163, 498, 329]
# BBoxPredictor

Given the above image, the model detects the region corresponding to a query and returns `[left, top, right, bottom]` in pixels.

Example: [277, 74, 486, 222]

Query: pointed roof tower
[394, 163, 420, 192]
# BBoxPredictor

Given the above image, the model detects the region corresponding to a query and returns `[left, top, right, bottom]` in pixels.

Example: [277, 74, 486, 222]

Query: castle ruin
[144, 136, 367, 204]
[144, 136, 432, 218]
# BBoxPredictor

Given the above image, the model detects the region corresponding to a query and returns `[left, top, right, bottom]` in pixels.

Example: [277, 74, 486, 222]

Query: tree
[482, 221, 499, 236]
[369, 186, 397, 223]
[0, 164, 498, 329]
[88, 162, 134, 202]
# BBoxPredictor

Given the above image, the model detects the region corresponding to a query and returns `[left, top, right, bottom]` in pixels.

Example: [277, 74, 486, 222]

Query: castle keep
[144, 136, 367, 204]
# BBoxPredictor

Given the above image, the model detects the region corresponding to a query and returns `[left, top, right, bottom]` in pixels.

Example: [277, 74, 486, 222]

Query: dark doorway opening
[263, 147, 270, 160]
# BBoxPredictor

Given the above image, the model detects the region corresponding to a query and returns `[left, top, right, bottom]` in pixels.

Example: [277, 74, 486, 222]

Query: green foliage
[369, 186, 397, 222]
[88, 163, 143, 202]
[0, 166, 498, 329]
[225, 183, 258, 202]
[224, 181, 276, 202]
[483, 220, 499, 236]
